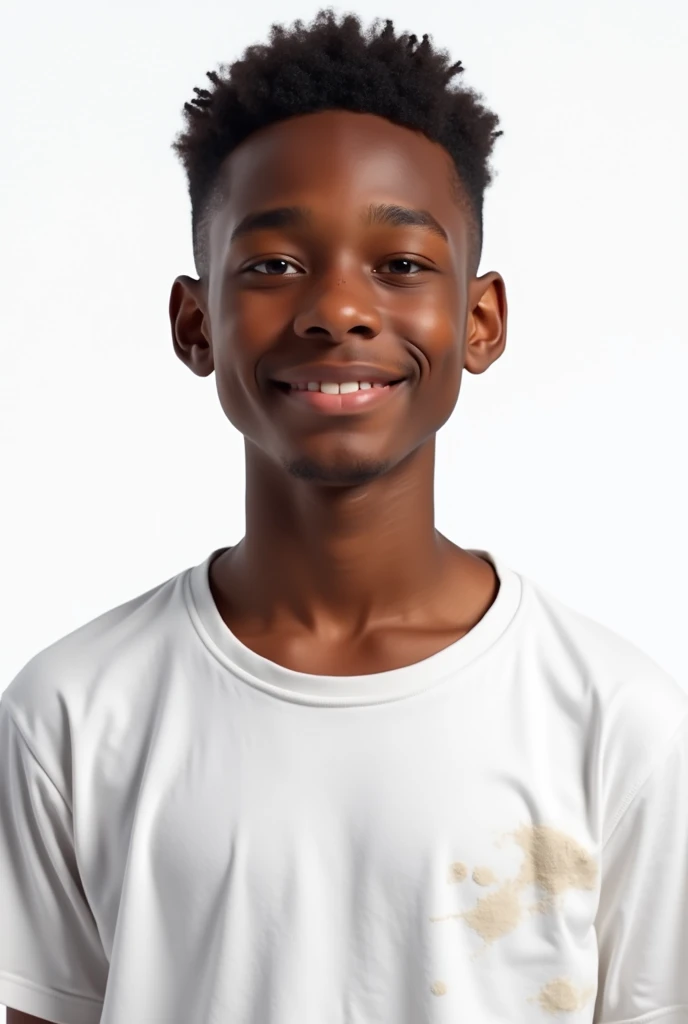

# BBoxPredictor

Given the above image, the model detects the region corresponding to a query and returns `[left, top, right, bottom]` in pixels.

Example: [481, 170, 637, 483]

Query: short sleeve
[594, 712, 688, 1024]
[0, 698, 108, 1024]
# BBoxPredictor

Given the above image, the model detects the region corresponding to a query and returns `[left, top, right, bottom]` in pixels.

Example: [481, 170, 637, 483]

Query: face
[170, 110, 507, 486]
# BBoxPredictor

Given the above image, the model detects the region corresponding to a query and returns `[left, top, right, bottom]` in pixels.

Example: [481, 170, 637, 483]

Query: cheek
[212, 344, 259, 436]
[210, 295, 274, 434]
[432, 346, 464, 427]
[412, 317, 465, 431]
[436, 338, 464, 382]
[397, 282, 464, 366]
[404, 305, 464, 398]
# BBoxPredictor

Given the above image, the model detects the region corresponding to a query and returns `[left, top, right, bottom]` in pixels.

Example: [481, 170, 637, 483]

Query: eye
[246, 258, 300, 276]
[377, 258, 427, 275]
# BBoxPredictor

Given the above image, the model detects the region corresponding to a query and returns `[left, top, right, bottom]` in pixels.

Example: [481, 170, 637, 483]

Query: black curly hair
[171, 7, 503, 281]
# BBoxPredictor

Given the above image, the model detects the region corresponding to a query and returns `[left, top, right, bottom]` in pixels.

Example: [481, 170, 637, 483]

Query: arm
[0, 700, 107, 1023]
[594, 712, 688, 1022]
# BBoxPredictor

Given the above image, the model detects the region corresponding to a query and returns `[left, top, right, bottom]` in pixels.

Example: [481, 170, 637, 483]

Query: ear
[169, 275, 215, 378]
[464, 271, 508, 375]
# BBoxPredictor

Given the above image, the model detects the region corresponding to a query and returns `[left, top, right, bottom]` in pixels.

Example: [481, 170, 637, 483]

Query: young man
[1, 9, 687, 1024]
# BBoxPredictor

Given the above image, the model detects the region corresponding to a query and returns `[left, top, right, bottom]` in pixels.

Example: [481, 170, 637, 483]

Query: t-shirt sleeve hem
[0, 970, 104, 1024]
[599, 1005, 688, 1024]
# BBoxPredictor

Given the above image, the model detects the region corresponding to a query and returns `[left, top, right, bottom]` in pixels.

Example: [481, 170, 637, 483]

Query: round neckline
[184, 546, 524, 707]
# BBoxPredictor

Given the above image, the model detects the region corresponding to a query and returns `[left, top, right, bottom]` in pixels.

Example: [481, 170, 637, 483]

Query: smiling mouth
[269, 378, 408, 414]
[271, 379, 405, 394]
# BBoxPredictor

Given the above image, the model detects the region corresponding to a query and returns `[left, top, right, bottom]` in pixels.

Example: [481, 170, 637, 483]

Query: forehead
[210, 110, 468, 248]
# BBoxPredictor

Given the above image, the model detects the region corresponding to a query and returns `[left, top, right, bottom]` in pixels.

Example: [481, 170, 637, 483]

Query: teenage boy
[2, 10, 687, 1024]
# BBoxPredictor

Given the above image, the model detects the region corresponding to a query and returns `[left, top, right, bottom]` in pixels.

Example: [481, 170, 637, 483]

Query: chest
[120, 694, 599, 938]
[87, 688, 602, 1021]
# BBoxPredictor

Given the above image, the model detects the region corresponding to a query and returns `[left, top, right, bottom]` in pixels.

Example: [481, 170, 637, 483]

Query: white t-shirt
[1, 547, 687, 1024]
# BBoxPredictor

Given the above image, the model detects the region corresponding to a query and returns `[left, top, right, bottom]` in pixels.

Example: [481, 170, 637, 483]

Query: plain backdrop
[1, 0, 687, 1011]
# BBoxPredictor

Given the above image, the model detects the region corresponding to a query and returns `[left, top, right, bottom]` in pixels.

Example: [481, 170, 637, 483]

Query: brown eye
[378, 258, 426, 275]
[247, 259, 300, 276]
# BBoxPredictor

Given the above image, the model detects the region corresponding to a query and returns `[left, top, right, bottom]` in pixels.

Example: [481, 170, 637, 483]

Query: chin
[282, 454, 393, 486]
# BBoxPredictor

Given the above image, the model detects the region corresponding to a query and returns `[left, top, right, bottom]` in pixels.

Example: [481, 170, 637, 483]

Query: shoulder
[1, 562, 189, 792]
[517, 569, 688, 840]
[519, 567, 687, 722]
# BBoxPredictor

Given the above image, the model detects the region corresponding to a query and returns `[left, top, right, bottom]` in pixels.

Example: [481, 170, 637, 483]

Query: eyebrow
[229, 202, 449, 244]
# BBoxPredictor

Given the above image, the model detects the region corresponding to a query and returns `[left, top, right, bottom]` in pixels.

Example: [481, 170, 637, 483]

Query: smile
[271, 378, 407, 414]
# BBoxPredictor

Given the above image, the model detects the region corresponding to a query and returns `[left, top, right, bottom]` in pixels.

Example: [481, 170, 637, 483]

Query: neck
[220, 437, 468, 633]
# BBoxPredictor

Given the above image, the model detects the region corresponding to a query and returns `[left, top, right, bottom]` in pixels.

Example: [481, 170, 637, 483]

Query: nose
[292, 273, 382, 342]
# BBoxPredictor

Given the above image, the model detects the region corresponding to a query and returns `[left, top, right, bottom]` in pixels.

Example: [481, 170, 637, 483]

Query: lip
[273, 379, 407, 415]
[271, 363, 407, 387]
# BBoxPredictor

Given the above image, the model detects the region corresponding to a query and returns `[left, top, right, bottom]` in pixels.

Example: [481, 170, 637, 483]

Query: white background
[0, 0, 686, 1012]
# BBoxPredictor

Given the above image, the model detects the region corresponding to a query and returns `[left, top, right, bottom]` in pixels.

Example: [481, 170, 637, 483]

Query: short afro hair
[171, 7, 503, 281]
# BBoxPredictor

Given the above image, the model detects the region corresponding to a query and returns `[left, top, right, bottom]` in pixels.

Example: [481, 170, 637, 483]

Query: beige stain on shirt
[430, 825, 598, 947]
[529, 978, 596, 1014]
[510, 825, 598, 896]
[472, 866, 498, 886]
[447, 861, 468, 883]
[430, 980, 447, 996]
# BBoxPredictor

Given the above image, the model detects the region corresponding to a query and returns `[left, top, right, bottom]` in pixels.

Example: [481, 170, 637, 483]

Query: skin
[169, 108, 508, 676]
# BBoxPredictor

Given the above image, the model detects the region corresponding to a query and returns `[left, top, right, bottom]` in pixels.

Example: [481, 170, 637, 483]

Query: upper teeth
[290, 381, 387, 393]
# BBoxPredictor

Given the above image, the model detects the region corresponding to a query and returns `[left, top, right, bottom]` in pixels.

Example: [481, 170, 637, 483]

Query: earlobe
[169, 275, 215, 378]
